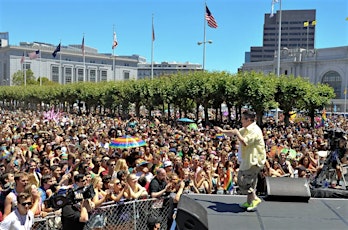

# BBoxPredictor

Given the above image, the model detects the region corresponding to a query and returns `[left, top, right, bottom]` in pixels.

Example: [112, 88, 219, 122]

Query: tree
[237, 71, 276, 126]
[12, 69, 38, 86]
[300, 83, 335, 128]
[275, 75, 310, 126]
[37, 77, 59, 86]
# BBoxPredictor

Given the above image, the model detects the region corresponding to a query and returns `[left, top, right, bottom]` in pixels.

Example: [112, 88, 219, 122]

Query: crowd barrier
[32, 197, 171, 230]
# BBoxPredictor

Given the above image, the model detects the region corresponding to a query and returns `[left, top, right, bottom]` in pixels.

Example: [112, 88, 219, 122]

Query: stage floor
[186, 194, 348, 230]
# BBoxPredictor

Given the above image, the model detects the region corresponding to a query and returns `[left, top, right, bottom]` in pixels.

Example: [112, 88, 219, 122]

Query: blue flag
[52, 43, 61, 58]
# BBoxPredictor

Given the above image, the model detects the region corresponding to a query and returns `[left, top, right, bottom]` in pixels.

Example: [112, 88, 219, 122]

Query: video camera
[323, 128, 347, 150]
[44, 184, 95, 210]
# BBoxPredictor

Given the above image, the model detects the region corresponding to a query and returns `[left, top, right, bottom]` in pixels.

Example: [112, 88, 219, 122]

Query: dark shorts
[237, 165, 262, 194]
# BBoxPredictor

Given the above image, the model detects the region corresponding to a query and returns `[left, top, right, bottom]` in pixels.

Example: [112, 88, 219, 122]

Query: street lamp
[197, 40, 213, 71]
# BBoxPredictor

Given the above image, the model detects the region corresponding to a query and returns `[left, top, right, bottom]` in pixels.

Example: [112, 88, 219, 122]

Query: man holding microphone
[216, 110, 266, 211]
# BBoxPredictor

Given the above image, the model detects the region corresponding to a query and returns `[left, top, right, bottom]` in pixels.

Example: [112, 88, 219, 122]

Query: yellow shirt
[239, 122, 266, 171]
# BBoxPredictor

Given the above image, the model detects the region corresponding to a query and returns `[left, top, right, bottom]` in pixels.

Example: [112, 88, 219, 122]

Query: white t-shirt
[0, 209, 34, 230]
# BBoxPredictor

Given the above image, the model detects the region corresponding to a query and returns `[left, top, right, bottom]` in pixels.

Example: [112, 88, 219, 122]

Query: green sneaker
[239, 202, 251, 209]
[247, 198, 262, 212]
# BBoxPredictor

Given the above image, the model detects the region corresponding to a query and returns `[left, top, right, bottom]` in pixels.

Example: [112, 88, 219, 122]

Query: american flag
[205, 5, 218, 28]
[82, 36, 85, 55]
[28, 50, 40, 60]
[112, 32, 118, 49]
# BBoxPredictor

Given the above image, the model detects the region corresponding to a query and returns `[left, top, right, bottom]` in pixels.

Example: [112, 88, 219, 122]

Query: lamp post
[197, 40, 212, 71]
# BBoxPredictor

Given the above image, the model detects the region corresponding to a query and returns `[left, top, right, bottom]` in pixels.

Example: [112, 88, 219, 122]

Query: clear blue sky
[1, 0, 347, 73]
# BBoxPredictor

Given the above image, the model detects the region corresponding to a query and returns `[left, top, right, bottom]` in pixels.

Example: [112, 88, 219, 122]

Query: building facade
[249, 10, 316, 62]
[241, 46, 348, 112]
[0, 40, 202, 86]
[137, 61, 202, 80]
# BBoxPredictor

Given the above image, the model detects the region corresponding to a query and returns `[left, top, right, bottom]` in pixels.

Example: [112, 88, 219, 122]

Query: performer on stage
[216, 110, 266, 211]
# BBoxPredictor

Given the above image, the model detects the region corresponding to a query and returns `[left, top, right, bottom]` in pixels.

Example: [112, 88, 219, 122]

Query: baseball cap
[163, 161, 173, 168]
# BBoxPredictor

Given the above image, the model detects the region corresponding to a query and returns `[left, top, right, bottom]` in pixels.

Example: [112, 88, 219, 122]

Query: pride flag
[224, 168, 233, 192]
[321, 109, 327, 127]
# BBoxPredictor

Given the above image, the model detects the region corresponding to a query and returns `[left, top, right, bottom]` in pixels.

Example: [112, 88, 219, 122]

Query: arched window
[322, 71, 341, 99]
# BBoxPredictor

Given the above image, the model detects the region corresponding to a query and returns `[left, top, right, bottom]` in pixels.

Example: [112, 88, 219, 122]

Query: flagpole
[275, 0, 282, 125]
[345, 75, 347, 114]
[306, 20, 309, 53]
[202, 2, 207, 71]
[83, 34, 86, 82]
[345, 88, 347, 114]
[112, 25, 116, 81]
[39, 47, 42, 86]
[276, 0, 282, 77]
[151, 14, 154, 80]
[59, 39, 62, 84]
[23, 50, 26, 87]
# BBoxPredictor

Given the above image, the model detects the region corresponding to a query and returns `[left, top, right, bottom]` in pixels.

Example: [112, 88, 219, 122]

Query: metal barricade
[32, 197, 171, 230]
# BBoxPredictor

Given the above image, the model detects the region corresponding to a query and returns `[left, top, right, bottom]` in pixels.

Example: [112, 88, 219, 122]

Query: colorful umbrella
[216, 133, 225, 139]
[177, 118, 195, 123]
[110, 135, 146, 149]
[280, 148, 297, 159]
[188, 123, 198, 130]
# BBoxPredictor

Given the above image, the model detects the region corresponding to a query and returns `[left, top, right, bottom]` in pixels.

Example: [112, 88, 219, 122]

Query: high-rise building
[249, 9, 316, 62]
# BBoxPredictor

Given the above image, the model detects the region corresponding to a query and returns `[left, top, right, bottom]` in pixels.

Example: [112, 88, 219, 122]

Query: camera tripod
[312, 148, 347, 190]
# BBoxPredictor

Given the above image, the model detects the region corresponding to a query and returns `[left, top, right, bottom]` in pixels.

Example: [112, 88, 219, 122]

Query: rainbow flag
[29, 143, 38, 152]
[224, 168, 233, 192]
[153, 162, 164, 174]
[321, 109, 327, 127]
[216, 133, 225, 139]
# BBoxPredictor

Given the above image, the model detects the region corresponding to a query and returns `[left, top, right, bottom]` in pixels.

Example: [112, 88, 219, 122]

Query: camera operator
[61, 196, 90, 230]
[61, 174, 94, 230]
[332, 135, 347, 186]
[149, 168, 171, 198]
[316, 129, 348, 188]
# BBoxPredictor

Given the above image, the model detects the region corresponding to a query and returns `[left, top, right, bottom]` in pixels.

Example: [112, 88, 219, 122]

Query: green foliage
[0, 70, 336, 128]
[12, 69, 38, 86]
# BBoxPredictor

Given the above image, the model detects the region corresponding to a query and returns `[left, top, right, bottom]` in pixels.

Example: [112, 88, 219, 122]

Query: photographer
[61, 174, 93, 230]
[61, 197, 90, 230]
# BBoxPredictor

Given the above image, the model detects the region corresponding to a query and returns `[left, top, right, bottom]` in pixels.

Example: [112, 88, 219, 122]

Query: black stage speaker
[265, 177, 311, 202]
[176, 195, 208, 230]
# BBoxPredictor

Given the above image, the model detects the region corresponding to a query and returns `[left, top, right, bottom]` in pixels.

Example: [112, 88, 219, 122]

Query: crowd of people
[0, 108, 347, 229]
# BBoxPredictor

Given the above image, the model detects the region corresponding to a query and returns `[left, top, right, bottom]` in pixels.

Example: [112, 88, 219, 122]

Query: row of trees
[1, 70, 335, 127]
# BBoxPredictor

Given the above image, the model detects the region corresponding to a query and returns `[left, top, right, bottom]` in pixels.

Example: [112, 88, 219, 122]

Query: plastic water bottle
[323, 179, 329, 188]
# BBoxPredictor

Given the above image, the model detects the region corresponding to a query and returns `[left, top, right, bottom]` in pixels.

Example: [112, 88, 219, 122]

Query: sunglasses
[79, 179, 86, 183]
[109, 163, 116, 166]
[20, 202, 32, 207]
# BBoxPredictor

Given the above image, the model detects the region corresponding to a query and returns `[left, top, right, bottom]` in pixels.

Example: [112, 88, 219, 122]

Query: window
[123, 71, 130, 80]
[322, 71, 341, 99]
[51, 66, 59, 83]
[65, 67, 72, 83]
[101, 70, 107, 81]
[77, 69, 84, 82]
[89, 69, 96, 82]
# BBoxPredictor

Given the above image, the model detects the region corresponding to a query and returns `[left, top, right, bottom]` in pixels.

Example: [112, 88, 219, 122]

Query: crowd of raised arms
[0, 108, 347, 224]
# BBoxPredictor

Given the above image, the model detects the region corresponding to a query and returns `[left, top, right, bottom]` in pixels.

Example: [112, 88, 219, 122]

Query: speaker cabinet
[176, 195, 208, 230]
[265, 177, 311, 202]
